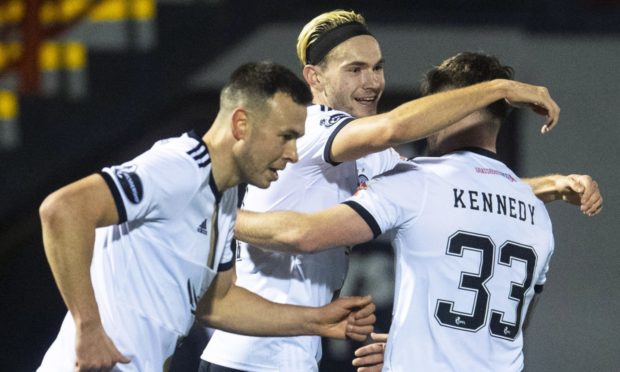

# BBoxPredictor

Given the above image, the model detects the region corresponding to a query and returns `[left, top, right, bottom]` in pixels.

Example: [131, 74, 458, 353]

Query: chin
[252, 180, 271, 189]
[354, 106, 377, 118]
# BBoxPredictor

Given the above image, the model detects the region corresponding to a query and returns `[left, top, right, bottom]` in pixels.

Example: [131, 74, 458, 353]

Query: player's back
[369, 150, 554, 371]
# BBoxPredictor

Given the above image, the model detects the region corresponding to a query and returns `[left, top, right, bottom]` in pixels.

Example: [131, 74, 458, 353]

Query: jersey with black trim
[346, 150, 554, 372]
[96, 131, 236, 336]
[202, 105, 400, 371]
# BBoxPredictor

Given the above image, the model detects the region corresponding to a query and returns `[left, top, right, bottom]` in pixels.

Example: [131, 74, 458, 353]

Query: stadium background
[0, 1, 618, 370]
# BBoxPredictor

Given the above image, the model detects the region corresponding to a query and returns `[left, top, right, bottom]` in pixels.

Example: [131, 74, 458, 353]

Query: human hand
[318, 295, 375, 341]
[75, 324, 130, 371]
[352, 332, 388, 372]
[503, 80, 560, 133]
[554, 174, 603, 216]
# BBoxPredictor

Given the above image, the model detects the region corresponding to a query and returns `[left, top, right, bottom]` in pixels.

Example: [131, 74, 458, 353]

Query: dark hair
[221, 61, 312, 111]
[421, 52, 514, 119]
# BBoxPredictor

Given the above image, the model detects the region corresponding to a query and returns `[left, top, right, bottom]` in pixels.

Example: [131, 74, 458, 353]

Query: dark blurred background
[1, 1, 618, 371]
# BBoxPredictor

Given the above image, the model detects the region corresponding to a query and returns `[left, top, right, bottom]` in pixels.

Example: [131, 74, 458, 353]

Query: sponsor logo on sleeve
[114, 165, 143, 204]
[320, 113, 349, 127]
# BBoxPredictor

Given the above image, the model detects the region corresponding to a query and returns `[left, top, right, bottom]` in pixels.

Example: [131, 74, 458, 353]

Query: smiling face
[312, 35, 385, 118]
[234, 92, 307, 188]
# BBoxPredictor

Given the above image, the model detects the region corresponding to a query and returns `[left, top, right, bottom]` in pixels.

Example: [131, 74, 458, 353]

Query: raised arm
[196, 268, 375, 341]
[234, 204, 375, 254]
[524, 174, 603, 216]
[39, 174, 130, 370]
[330, 79, 560, 162]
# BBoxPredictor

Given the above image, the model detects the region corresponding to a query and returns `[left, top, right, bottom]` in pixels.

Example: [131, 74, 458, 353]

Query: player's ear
[231, 108, 248, 140]
[303, 65, 323, 90]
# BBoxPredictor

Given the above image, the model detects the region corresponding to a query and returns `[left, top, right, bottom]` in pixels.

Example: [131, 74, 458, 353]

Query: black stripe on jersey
[453, 146, 499, 160]
[209, 171, 223, 203]
[217, 238, 237, 272]
[187, 130, 212, 168]
[190, 146, 208, 161]
[99, 171, 128, 224]
[323, 117, 355, 165]
[342, 200, 381, 238]
[534, 284, 544, 293]
[197, 157, 211, 168]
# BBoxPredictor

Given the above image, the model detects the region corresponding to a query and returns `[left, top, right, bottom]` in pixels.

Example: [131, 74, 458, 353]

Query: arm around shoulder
[524, 173, 602, 216]
[329, 79, 558, 163]
[234, 204, 375, 253]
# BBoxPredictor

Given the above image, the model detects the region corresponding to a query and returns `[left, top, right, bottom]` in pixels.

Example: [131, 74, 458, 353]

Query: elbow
[289, 229, 322, 254]
[39, 192, 68, 229]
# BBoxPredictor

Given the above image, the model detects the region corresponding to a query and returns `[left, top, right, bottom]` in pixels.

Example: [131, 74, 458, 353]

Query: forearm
[386, 79, 509, 143]
[523, 174, 562, 203]
[235, 206, 372, 253]
[198, 284, 323, 337]
[234, 210, 309, 253]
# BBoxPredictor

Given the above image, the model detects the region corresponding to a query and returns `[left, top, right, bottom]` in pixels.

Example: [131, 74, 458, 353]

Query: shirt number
[434, 231, 537, 341]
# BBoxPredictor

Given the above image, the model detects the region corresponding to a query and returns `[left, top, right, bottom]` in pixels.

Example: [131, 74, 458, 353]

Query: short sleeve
[345, 162, 426, 237]
[100, 144, 202, 224]
[357, 148, 403, 183]
[535, 225, 555, 290]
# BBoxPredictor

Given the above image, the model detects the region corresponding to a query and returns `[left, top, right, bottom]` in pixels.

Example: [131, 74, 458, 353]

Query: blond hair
[296, 10, 366, 67]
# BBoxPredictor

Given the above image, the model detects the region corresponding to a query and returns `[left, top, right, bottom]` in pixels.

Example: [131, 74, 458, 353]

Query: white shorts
[37, 308, 180, 372]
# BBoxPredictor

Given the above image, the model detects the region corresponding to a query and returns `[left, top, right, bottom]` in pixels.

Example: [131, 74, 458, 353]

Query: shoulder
[149, 131, 211, 170]
[133, 131, 211, 194]
[305, 105, 354, 130]
[366, 160, 425, 193]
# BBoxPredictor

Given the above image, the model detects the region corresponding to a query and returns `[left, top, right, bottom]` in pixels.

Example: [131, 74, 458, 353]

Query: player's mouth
[354, 96, 378, 105]
[268, 167, 281, 181]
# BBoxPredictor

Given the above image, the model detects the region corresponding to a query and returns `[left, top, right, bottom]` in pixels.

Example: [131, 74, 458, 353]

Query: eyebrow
[344, 58, 385, 68]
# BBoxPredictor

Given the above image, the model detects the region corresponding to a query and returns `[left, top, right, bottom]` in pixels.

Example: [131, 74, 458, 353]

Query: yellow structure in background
[0, 0, 24, 24]
[0, 0, 155, 24]
[37, 41, 86, 71]
[38, 0, 155, 23]
[0, 42, 22, 71]
[0, 0, 156, 146]
[0, 90, 18, 120]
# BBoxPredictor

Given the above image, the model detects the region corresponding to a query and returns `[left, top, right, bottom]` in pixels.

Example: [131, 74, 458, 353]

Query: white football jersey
[346, 149, 554, 372]
[203, 105, 400, 371]
[38, 131, 237, 371]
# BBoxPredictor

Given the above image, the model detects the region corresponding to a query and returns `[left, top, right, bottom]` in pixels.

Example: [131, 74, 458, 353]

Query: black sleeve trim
[323, 117, 355, 165]
[99, 171, 128, 224]
[217, 238, 236, 272]
[534, 284, 544, 294]
[342, 200, 382, 239]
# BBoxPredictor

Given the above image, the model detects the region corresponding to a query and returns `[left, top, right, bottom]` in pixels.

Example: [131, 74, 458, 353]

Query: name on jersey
[453, 188, 535, 225]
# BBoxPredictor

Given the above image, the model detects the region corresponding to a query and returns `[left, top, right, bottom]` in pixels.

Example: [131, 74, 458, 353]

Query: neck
[429, 136, 497, 156]
[429, 112, 499, 156]
[202, 123, 240, 192]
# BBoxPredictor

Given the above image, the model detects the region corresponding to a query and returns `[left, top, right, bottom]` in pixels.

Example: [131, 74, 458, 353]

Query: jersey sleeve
[357, 148, 403, 183]
[100, 143, 202, 224]
[534, 208, 555, 292]
[344, 162, 426, 238]
[300, 108, 354, 166]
